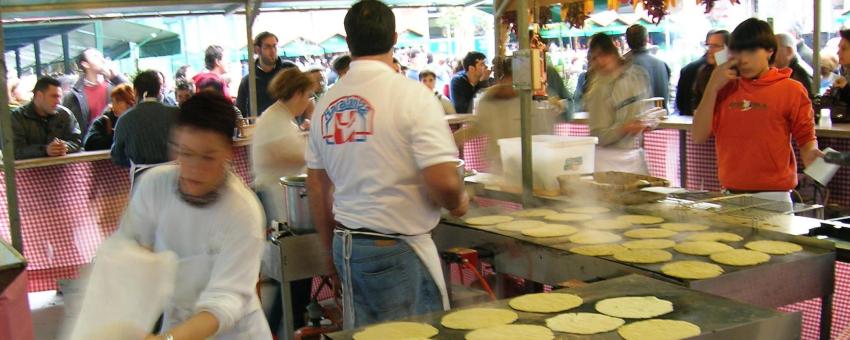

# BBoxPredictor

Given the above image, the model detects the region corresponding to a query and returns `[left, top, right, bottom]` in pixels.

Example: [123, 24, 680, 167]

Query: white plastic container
[498, 135, 598, 192]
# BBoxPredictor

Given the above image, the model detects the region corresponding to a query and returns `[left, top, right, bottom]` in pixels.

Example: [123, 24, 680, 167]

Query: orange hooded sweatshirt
[711, 67, 816, 191]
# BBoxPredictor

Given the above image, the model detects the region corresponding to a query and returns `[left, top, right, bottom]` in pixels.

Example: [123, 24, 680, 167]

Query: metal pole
[245, 0, 260, 117]
[62, 33, 72, 74]
[813, 0, 821, 96]
[517, 0, 534, 205]
[33, 40, 42, 77]
[0, 19, 24, 254]
[14, 50, 22, 78]
[494, 0, 504, 80]
[94, 21, 104, 51]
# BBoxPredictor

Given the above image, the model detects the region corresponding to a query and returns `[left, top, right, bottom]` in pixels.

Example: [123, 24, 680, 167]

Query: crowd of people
[5, 0, 850, 338]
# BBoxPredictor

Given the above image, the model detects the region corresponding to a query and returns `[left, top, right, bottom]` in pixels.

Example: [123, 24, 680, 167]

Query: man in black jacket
[62, 48, 128, 136]
[775, 32, 814, 98]
[236, 32, 297, 116]
[450, 51, 490, 113]
[10, 77, 82, 159]
[675, 30, 729, 116]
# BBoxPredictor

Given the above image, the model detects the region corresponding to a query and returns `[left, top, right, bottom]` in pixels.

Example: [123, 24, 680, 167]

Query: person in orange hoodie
[692, 18, 823, 204]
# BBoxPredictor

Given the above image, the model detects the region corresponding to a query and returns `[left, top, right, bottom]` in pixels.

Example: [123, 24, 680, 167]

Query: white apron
[335, 229, 449, 330]
[594, 147, 649, 175]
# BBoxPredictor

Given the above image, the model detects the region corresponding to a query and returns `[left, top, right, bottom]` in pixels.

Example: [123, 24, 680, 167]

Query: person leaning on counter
[9, 76, 82, 160]
[692, 18, 822, 204]
[306, 0, 468, 329]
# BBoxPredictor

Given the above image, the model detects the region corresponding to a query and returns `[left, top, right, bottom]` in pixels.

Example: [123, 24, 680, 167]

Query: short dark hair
[418, 70, 436, 80]
[706, 29, 731, 44]
[204, 45, 224, 70]
[841, 29, 850, 42]
[175, 65, 191, 81]
[177, 91, 237, 142]
[175, 79, 194, 92]
[462, 52, 486, 71]
[33, 76, 61, 93]
[492, 56, 513, 78]
[253, 31, 278, 47]
[75, 48, 96, 72]
[729, 18, 777, 64]
[589, 32, 619, 57]
[625, 24, 648, 50]
[133, 70, 162, 99]
[332, 54, 352, 74]
[197, 77, 225, 94]
[344, 0, 396, 57]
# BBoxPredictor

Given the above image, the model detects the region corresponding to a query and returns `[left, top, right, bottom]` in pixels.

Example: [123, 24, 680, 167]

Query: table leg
[820, 293, 834, 340]
[281, 281, 294, 340]
[679, 130, 688, 188]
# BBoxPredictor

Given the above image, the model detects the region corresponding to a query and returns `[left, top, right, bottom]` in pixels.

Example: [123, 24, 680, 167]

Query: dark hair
[729, 18, 777, 64]
[462, 51, 486, 71]
[204, 45, 224, 70]
[175, 65, 191, 81]
[175, 79, 194, 92]
[344, 0, 396, 57]
[253, 31, 278, 47]
[133, 70, 161, 99]
[332, 54, 352, 74]
[706, 29, 731, 44]
[625, 24, 648, 50]
[418, 70, 436, 80]
[75, 48, 96, 72]
[492, 56, 512, 78]
[268, 68, 316, 101]
[589, 32, 619, 57]
[177, 91, 237, 142]
[841, 29, 850, 42]
[32, 76, 61, 93]
[198, 77, 225, 94]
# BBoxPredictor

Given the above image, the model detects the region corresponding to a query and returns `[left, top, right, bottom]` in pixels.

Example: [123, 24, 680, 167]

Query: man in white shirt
[306, 0, 468, 329]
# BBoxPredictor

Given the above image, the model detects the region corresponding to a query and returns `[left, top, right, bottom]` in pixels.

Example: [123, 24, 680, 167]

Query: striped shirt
[586, 63, 650, 149]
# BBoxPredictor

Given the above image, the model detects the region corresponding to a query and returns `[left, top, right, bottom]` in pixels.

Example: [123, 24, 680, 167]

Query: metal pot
[280, 175, 314, 234]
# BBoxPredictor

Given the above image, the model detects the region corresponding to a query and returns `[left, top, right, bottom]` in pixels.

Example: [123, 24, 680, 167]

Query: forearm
[423, 162, 463, 211]
[691, 87, 718, 143]
[153, 311, 219, 340]
[801, 140, 820, 167]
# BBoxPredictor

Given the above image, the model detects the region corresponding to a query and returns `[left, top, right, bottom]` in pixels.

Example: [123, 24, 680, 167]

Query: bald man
[775, 32, 814, 98]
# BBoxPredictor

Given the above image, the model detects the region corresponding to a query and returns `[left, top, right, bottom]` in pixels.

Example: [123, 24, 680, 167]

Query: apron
[164, 253, 271, 339]
[335, 228, 449, 330]
[594, 147, 649, 175]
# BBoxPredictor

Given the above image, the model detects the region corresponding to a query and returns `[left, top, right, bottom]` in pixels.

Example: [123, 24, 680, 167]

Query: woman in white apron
[117, 93, 272, 340]
[584, 33, 653, 175]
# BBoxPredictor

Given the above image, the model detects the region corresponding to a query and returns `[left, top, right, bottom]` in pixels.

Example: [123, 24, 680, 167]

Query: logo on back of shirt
[321, 95, 375, 145]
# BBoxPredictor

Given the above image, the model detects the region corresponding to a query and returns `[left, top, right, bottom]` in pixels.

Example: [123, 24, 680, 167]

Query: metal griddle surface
[325, 274, 800, 339]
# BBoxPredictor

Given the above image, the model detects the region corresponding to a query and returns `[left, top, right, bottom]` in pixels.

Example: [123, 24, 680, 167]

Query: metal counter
[326, 274, 801, 340]
[434, 210, 835, 339]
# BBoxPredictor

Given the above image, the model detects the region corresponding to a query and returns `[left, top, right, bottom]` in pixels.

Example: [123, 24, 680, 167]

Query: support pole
[94, 21, 104, 51]
[33, 40, 42, 77]
[0, 18, 24, 254]
[517, 0, 534, 205]
[245, 0, 261, 117]
[813, 0, 821, 96]
[62, 33, 72, 74]
[14, 50, 22, 78]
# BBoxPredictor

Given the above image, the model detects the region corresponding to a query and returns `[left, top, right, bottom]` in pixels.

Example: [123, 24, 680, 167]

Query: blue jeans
[333, 232, 442, 328]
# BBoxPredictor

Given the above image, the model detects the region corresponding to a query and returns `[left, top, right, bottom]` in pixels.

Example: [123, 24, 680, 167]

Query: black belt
[335, 223, 400, 240]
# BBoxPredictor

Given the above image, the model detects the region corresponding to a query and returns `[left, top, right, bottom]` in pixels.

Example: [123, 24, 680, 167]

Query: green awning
[281, 38, 325, 57]
[320, 34, 348, 54]
[396, 30, 424, 48]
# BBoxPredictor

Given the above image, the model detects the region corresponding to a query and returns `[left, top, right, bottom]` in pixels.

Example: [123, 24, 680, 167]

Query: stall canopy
[540, 12, 664, 39]
[396, 29, 425, 48]
[5, 20, 180, 73]
[319, 34, 348, 54]
[280, 37, 325, 57]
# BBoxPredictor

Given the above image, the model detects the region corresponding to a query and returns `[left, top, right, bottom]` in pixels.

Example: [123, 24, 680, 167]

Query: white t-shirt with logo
[305, 60, 458, 235]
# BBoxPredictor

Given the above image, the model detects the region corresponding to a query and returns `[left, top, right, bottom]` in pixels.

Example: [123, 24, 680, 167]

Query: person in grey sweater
[625, 24, 670, 110]
[111, 70, 179, 167]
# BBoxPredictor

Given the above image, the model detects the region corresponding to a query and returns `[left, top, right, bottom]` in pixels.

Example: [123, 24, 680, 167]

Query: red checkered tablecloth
[0, 146, 253, 292]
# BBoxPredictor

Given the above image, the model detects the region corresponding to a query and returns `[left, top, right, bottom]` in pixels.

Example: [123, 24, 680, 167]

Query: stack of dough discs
[622, 239, 676, 250]
[353, 322, 439, 340]
[465, 324, 554, 340]
[570, 244, 628, 256]
[617, 215, 665, 225]
[710, 249, 771, 266]
[562, 206, 611, 214]
[569, 230, 623, 244]
[495, 220, 546, 231]
[674, 241, 734, 256]
[521, 224, 579, 238]
[595, 296, 674, 318]
[617, 319, 701, 340]
[661, 261, 725, 279]
[583, 219, 633, 230]
[612, 249, 673, 264]
[544, 213, 594, 222]
[744, 240, 803, 255]
[509, 293, 583, 313]
[624, 228, 678, 239]
[511, 208, 559, 218]
[660, 222, 710, 232]
[466, 215, 514, 226]
[685, 232, 743, 242]
[441, 308, 518, 330]
[545, 313, 625, 334]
